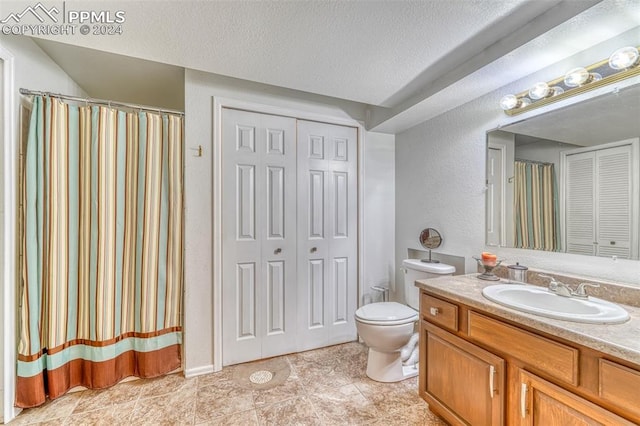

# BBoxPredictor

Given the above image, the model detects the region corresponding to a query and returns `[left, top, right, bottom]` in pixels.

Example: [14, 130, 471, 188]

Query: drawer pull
[489, 365, 495, 398]
[521, 383, 528, 418]
[429, 307, 440, 316]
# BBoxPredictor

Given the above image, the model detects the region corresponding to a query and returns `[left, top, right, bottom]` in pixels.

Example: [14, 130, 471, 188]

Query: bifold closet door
[297, 120, 358, 351]
[221, 108, 297, 365]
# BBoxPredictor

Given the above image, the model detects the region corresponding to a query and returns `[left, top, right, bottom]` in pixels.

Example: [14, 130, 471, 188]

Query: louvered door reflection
[565, 141, 638, 260]
[596, 145, 633, 258]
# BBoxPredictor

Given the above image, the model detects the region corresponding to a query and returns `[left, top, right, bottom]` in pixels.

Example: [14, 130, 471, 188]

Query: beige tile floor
[11, 342, 447, 425]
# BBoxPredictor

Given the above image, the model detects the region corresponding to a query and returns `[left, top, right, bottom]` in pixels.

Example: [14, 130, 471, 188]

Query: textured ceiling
[6, 0, 640, 131]
[20, 0, 545, 105]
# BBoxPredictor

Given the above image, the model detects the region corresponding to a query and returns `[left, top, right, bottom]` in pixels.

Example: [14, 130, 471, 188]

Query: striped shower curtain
[17, 96, 184, 408]
[513, 160, 560, 251]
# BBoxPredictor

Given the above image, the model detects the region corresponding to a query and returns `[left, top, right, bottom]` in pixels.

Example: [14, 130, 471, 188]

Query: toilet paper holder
[371, 285, 389, 302]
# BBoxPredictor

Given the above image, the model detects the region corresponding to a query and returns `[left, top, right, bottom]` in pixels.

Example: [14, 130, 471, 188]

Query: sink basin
[482, 284, 630, 324]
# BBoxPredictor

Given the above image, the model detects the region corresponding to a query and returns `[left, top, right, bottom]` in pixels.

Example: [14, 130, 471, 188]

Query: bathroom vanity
[416, 275, 640, 425]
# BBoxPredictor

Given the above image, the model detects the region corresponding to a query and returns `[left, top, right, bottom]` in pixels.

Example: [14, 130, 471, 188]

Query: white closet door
[596, 145, 633, 258]
[297, 120, 358, 351]
[221, 108, 297, 365]
[565, 152, 596, 256]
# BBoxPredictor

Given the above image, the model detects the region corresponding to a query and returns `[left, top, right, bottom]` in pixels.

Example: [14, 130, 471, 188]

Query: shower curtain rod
[515, 158, 553, 165]
[19, 88, 184, 116]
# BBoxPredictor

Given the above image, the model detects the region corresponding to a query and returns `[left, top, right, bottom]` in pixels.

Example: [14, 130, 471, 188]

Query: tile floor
[11, 342, 447, 425]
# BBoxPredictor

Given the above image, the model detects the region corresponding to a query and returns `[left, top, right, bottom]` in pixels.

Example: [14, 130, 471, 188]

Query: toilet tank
[403, 259, 455, 310]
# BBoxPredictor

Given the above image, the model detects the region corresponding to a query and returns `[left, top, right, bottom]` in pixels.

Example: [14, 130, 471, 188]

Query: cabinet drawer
[468, 311, 578, 386]
[599, 359, 640, 420]
[421, 293, 458, 332]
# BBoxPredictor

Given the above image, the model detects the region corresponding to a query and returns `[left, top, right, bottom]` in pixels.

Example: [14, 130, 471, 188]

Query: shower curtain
[513, 160, 560, 251]
[16, 96, 184, 408]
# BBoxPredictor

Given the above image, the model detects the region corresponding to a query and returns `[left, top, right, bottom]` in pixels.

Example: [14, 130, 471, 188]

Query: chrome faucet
[538, 274, 600, 299]
[573, 282, 600, 299]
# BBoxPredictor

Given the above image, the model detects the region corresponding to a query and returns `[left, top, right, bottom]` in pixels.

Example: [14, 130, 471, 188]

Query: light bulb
[529, 82, 550, 100]
[564, 68, 601, 87]
[564, 68, 589, 87]
[499, 94, 518, 110]
[499, 94, 531, 111]
[609, 46, 639, 70]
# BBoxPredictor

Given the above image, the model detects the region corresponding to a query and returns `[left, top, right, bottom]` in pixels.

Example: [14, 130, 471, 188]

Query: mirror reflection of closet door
[563, 140, 639, 260]
[486, 146, 504, 247]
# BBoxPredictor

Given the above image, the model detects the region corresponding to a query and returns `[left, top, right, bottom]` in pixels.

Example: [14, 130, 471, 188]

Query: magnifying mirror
[419, 228, 442, 263]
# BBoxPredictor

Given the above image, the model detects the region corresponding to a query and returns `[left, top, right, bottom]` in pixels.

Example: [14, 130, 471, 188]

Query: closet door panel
[261, 113, 298, 359]
[222, 108, 297, 364]
[326, 126, 358, 344]
[596, 146, 632, 259]
[565, 153, 596, 256]
[298, 126, 330, 350]
[297, 120, 357, 350]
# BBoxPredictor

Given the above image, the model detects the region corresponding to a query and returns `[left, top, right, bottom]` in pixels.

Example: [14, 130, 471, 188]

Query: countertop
[415, 274, 640, 366]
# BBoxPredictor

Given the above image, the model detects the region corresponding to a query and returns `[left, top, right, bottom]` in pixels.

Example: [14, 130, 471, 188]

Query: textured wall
[395, 70, 640, 299]
[362, 133, 395, 299]
[1, 35, 86, 423]
[184, 69, 394, 374]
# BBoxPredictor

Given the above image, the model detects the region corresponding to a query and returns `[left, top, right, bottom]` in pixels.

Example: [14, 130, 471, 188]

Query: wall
[362, 133, 395, 300]
[515, 137, 577, 170]
[183, 69, 395, 374]
[0, 35, 86, 423]
[395, 36, 640, 298]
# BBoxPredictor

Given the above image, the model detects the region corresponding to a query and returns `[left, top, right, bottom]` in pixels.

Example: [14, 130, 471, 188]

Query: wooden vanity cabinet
[419, 290, 640, 426]
[420, 321, 505, 426]
[518, 369, 634, 426]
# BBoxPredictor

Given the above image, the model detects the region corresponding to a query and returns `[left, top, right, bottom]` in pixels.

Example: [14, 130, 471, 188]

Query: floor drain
[249, 370, 274, 384]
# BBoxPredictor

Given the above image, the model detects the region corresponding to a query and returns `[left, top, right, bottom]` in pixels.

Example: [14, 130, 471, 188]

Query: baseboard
[184, 365, 215, 378]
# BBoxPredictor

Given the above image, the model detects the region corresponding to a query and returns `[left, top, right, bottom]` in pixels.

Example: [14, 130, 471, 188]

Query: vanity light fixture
[500, 45, 640, 115]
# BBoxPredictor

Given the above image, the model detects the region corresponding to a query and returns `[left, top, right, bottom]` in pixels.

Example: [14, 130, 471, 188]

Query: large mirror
[486, 82, 640, 260]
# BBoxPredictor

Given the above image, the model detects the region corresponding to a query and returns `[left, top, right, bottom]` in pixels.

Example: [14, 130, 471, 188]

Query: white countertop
[415, 274, 640, 366]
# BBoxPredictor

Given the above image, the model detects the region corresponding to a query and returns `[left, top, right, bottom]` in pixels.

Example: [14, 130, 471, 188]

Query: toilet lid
[355, 302, 418, 323]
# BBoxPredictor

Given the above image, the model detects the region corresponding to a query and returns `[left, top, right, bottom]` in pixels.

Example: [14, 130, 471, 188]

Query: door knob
[274, 248, 282, 254]
[310, 247, 317, 253]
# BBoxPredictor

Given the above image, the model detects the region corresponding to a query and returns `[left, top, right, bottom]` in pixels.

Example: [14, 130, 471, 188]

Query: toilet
[355, 259, 455, 382]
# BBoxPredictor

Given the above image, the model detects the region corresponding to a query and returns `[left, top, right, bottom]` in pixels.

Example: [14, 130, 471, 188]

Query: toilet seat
[355, 302, 418, 326]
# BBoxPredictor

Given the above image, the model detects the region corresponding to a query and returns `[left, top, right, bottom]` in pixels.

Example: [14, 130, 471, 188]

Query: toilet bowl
[355, 259, 455, 382]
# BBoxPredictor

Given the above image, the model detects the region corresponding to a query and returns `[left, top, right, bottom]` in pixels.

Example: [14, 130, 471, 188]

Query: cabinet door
[421, 321, 505, 426]
[518, 370, 634, 426]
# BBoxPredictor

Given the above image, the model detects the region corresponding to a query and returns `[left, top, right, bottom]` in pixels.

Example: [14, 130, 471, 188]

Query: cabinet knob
[429, 307, 440, 316]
